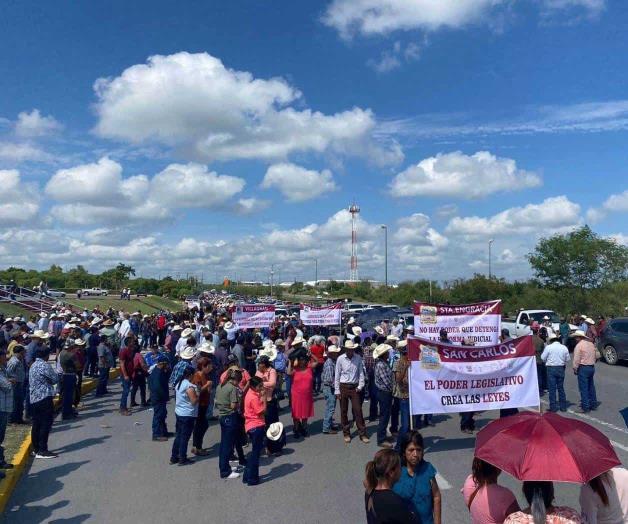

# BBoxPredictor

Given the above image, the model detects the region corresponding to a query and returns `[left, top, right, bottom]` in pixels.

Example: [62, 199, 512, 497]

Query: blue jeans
[577, 365, 597, 411]
[394, 398, 410, 451]
[313, 365, 323, 393]
[547, 366, 567, 411]
[171, 415, 195, 461]
[152, 401, 167, 438]
[367, 371, 379, 420]
[322, 385, 336, 432]
[390, 396, 400, 432]
[61, 374, 77, 419]
[10, 382, 23, 423]
[243, 426, 265, 486]
[120, 377, 131, 410]
[377, 389, 392, 444]
[219, 413, 239, 477]
[96, 367, 110, 396]
[0, 411, 8, 464]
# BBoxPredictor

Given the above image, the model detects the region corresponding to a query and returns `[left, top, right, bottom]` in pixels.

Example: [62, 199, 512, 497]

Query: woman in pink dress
[286, 351, 318, 438]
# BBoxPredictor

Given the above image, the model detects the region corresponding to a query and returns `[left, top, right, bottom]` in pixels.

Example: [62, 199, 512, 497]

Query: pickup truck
[501, 310, 562, 338]
[79, 287, 108, 296]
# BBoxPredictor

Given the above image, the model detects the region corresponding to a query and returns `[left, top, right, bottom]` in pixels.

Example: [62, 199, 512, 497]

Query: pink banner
[407, 336, 539, 414]
[299, 303, 342, 326]
[232, 304, 275, 329]
[413, 300, 502, 346]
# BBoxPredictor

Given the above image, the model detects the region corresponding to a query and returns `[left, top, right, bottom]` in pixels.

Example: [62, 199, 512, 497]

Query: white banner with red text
[408, 335, 539, 415]
[232, 304, 275, 329]
[299, 302, 342, 326]
[413, 300, 502, 346]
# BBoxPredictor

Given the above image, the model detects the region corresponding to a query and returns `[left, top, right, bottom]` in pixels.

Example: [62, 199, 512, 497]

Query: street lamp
[488, 239, 494, 279]
[381, 225, 388, 288]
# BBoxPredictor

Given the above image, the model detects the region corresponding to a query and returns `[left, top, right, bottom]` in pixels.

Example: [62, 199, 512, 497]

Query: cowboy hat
[543, 315, 550, 320]
[181, 328, 194, 338]
[291, 336, 304, 347]
[326, 344, 340, 354]
[259, 345, 277, 362]
[347, 316, 355, 325]
[102, 319, 114, 326]
[266, 422, 284, 441]
[343, 340, 357, 350]
[31, 330, 50, 340]
[374, 326, 384, 335]
[274, 338, 285, 347]
[39, 312, 48, 318]
[386, 335, 399, 342]
[180, 347, 197, 360]
[351, 326, 362, 336]
[373, 343, 392, 359]
[224, 321, 234, 329]
[132, 311, 141, 316]
[570, 329, 590, 339]
[73, 338, 86, 346]
[171, 325, 182, 332]
[585, 317, 595, 325]
[397, 339, 408, 349]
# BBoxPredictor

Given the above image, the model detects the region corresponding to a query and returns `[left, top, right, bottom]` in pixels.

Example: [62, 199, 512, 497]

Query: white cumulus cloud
[0, 170, 40, 226]
[586, 189, 628, 223]
[93, 52, 401, 166]
[261, 163, 338, 202]
[15, 109, 62, 137]
[446, 196, 581, 237]
[390, 151, 541, 199]
[45, 157, 249, 226]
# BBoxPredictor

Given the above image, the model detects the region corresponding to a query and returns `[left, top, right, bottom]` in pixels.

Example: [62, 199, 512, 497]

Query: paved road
[3, 361, 627, 524]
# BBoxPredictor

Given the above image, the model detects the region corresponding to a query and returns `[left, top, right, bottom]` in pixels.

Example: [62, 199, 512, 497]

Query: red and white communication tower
[349, 202, 360, 281]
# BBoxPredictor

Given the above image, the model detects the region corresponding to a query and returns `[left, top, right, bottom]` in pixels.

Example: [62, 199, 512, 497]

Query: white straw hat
[266, 422, 284, 441]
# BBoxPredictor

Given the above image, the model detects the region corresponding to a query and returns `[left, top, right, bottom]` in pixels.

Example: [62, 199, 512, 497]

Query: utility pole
[488, 239, 494, 279]
[270, 264, 275, 297]
[381, 225, 388, 288]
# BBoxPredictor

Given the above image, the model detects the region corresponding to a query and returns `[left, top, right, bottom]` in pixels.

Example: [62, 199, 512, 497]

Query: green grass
[66, 295, 182, 314]
[0, 303, 31, 318]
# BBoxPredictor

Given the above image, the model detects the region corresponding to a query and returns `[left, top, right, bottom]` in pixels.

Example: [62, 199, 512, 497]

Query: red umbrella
[474, 411, 621, 483]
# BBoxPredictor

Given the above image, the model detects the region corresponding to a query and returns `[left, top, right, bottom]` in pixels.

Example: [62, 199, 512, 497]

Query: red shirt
[244, 389, 265, 433]
[310, 344, 325, 364]
[119, 347, 134, 379]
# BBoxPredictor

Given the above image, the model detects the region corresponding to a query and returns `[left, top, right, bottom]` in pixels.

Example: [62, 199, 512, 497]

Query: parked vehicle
[47, 289, 66, 298]
[80, 287, 108, 296]
[502, 310, 562, 337]
[597, 317, 628, 365]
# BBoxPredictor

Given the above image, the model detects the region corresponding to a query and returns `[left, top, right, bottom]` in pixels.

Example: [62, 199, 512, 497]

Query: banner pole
[409, 365, 414, 431]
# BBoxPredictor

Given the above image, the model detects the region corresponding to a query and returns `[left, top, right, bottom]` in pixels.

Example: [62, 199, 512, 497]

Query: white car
[47, 289, 66, 298]
[80, 287, 108, 296]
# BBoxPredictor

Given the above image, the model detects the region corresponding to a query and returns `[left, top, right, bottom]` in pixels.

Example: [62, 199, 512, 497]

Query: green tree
[527, 226, 628, 310]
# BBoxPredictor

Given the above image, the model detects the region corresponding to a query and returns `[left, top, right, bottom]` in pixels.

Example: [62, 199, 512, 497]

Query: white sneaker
[226, 471, 240, 479]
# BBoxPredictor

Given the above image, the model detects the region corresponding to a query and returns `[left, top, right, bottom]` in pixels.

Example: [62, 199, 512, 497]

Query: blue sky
[0, 0, 626, 283]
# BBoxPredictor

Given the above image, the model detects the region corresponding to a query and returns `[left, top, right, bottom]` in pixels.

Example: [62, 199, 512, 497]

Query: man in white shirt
[117, 314, 131, 345]
[390, 319, 403, 339]
[334, 340, 368, 444]
[541, 335, 570, 412]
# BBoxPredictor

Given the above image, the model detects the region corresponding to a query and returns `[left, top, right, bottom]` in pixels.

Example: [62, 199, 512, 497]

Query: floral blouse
[504, 506, 584, 524]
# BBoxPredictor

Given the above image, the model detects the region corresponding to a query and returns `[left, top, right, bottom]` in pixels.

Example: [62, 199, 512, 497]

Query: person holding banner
[392, 341, 410, 451]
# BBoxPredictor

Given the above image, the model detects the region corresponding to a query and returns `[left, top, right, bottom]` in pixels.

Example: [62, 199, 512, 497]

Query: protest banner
[408, 335, 539, 415]
[413, 300, 502, 346]
[299, 302, 342, 326]
[232, 304, 275, 329]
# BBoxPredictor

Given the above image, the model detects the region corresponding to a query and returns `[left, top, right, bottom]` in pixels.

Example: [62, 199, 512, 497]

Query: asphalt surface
[3, 361, 627, 524]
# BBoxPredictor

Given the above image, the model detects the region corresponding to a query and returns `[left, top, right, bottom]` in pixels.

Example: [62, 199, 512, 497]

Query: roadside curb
[0, 368, 120, 515]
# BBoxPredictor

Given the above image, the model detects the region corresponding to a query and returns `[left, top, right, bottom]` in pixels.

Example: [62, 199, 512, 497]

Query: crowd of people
[0, 297, 625, 522]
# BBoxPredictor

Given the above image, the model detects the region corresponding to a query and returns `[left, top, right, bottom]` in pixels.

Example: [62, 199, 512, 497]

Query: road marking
[538, 400, 628, 436]
[436, 473, 451, 490]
